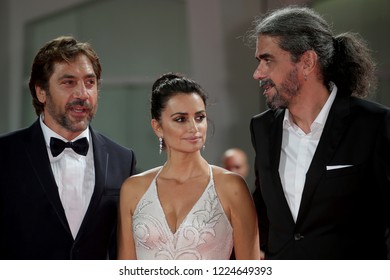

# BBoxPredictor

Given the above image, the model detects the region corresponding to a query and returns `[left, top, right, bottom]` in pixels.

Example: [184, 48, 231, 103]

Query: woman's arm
[117, 177, 139, 260]
[217, 170, 261, 260]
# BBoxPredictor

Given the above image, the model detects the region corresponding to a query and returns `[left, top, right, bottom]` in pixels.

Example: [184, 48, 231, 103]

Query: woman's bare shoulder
[211, 165, 246, 186]
[211, 165, 250, 197]
[121, 166, 162, 197]
[125, 166, 161, 183]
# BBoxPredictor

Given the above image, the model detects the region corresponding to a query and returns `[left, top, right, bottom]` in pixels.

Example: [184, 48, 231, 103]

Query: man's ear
[301, 50, 317, 74]
[151, 119, 163, 138]
[36, 86, 47, 103]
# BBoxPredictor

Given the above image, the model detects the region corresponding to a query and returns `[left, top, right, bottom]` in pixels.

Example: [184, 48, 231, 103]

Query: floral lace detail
[132, 170, 233, 260]
[192, 188, 223, 240]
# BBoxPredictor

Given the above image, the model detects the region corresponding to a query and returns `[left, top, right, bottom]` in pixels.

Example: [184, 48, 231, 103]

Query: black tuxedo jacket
[250, 93, 390, 259]
[0, 119, 136, 259]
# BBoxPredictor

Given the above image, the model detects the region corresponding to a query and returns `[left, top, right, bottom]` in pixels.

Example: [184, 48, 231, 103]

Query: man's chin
[266, 103, 277, 110]
[66, 119, 92, 132]
[266, 100, 287, 110]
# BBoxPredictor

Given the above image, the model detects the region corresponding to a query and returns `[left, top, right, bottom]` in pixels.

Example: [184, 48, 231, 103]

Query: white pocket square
[326, 165, 353, 170]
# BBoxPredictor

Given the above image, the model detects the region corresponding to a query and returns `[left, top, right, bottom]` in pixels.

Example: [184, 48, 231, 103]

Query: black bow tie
[50, 137, 89, 157]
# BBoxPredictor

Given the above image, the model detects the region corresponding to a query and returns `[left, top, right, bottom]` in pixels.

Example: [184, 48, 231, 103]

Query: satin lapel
[270, 110, 284, 182]
[270, 110, 295, 222]
[78, 128, 108, 235]
[24, 120, 70, 232]
[296, 94, 350, 225]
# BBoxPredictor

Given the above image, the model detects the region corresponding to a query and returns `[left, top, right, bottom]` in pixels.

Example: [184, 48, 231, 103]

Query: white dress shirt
[279, 84, 337, 222]
[40, 116, 95, 238]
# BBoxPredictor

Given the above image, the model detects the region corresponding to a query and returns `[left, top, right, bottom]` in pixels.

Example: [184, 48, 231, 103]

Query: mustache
[66, 99, 92, 110]
[259, 79, 275, 89]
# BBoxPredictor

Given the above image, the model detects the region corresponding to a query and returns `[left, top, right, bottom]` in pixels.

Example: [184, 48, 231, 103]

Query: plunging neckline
[154, 165, 213, 236]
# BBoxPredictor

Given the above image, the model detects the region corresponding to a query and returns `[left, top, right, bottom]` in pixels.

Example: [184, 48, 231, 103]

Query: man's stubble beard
[45, 91, 97, 133]
[266, 67, 300, 110]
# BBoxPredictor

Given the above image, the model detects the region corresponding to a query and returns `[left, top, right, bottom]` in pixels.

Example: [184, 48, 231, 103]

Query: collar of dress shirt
[283, 82, 338, 133]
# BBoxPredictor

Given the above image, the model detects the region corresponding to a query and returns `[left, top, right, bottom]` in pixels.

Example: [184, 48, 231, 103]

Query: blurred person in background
[222, 148, 249, 179]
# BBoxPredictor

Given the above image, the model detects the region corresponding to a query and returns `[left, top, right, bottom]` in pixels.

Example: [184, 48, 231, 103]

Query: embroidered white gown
[132, 165, 233, 260]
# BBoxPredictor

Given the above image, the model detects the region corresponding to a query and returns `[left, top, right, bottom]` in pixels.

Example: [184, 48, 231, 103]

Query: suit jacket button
[294, 233, 304, 241]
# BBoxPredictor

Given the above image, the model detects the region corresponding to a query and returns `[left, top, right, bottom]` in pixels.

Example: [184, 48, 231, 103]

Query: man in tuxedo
[0, 36, 137, 259]
[249, 6, 390, 259]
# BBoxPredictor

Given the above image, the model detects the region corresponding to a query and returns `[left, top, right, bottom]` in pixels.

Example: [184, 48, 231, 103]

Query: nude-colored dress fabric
[132, 165, 233, 260]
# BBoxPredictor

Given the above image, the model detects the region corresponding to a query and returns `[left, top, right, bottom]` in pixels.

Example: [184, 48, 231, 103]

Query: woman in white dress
[117, 73, 260, 260]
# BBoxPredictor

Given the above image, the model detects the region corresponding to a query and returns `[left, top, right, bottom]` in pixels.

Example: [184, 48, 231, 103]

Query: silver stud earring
[202, 145, 205, 151]
[159, 137, 163, 155]
[304, 74, 308, 81]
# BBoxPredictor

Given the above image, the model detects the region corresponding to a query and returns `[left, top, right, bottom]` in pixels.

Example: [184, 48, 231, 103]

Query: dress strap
[153, 166, 164, 181]
[208, 164, 214, 186]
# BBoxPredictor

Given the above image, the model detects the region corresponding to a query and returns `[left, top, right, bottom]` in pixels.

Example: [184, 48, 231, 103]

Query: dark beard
[46, 93, 95, 133]
[266, 67, 300, 110]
